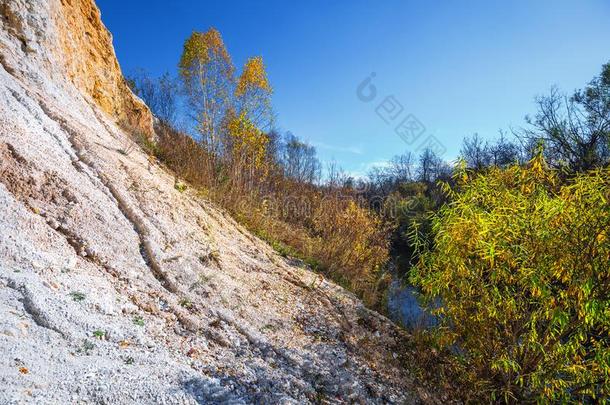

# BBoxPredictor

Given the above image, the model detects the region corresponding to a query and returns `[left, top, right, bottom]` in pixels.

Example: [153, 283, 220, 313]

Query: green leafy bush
[411, 155, 610, 402]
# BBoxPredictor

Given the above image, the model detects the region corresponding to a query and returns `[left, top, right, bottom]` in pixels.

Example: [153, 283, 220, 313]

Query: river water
[386, 278, 438, 330]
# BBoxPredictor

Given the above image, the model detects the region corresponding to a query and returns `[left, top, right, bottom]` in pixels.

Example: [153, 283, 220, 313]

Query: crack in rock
[6, 278, 67, 339]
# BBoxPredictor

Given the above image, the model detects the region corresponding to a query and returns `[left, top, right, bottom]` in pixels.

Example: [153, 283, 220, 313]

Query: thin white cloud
[312, 141, 364, 155]
[360, 159, 392, 171]
[344, 159, 392, 180]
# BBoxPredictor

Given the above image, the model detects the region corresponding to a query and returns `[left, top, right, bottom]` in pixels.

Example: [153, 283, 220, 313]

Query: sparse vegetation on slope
[147, 122, 391, 307]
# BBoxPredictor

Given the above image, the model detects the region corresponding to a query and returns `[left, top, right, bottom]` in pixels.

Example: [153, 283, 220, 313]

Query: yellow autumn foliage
[179, 28, 235, 151]
[179, 28, 232, 79]
[236, 56, 271, 97]
[411, 153, 610, 402]
[226, 112, 269, 171]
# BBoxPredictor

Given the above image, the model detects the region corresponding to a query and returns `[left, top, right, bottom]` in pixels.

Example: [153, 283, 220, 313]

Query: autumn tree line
[126, 29, 610, 402]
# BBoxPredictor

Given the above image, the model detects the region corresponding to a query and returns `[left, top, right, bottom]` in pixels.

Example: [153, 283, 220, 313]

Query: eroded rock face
[55, 0, 152, 134]
[0, 1, 435, 403]
[0, 0, 152, 135]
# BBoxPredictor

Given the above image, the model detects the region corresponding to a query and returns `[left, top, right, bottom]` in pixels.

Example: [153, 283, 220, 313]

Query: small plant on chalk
[69, 291, 86, 302]
[174, 180, 187, 193]
[77, 339, 95, 355]
[118, 136, 136, 156]
[133, 316, 145, 327]
[92, 330, 107, 340]
[179, 298, 193, 309]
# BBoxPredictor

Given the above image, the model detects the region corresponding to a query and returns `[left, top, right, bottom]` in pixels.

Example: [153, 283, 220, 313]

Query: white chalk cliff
[0, 0, 431, 403]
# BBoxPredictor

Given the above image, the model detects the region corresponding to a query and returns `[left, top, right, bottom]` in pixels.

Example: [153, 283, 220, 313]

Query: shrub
[411, 154, 610, 402]
[155, 123, 217, 189]
[229, 191, 390, 307]
[311, 199, 390, 304]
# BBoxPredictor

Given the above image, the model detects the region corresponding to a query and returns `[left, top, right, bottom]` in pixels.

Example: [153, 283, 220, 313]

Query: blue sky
[97, 0, 610, 176]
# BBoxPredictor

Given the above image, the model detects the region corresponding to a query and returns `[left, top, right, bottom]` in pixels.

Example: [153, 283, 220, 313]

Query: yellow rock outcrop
[0, 0, 153, 136]
[55, 0, 152, 135]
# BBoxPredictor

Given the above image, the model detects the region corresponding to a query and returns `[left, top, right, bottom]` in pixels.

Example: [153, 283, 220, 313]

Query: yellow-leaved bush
[226, 112, 269, 171]
[311, 199, 390, 304]
[411, 153, 610, 402]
